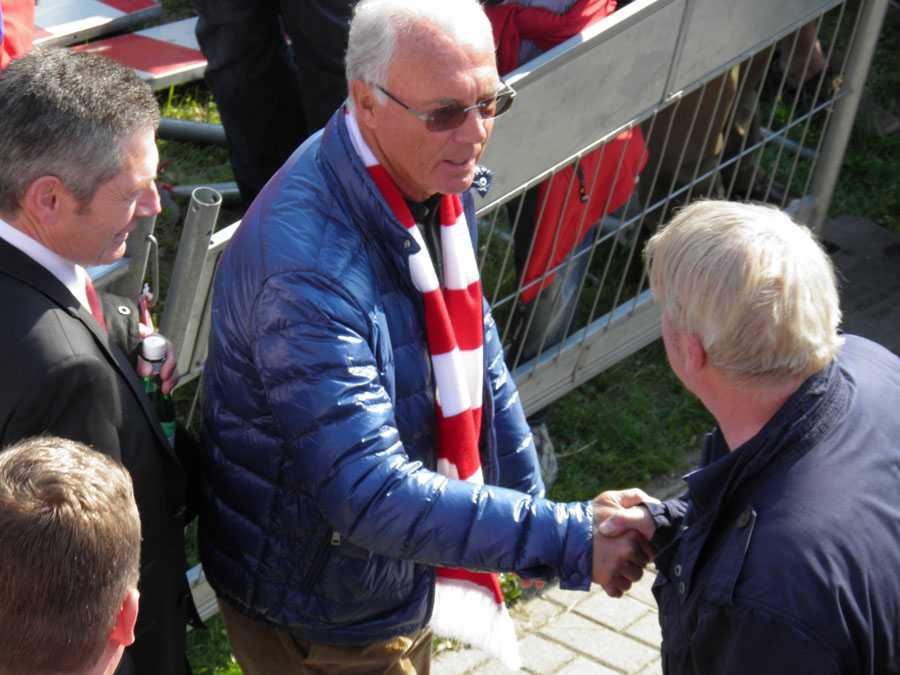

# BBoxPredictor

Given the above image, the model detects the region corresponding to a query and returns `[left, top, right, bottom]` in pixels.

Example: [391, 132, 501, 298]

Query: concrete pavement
[433, 574, 663, 675]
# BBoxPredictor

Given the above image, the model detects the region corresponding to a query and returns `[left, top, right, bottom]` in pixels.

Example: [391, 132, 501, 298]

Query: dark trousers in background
[191, 0, 356, 203]
[219, 600, 432, 675]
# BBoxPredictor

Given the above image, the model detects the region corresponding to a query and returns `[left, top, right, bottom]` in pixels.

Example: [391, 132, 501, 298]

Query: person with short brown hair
[0, 435, 141, 675]
[0, 48, 195, 674]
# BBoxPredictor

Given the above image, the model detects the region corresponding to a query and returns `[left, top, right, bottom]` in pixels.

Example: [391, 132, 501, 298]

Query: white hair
[644, 200, 844, 382]
[345, 0, 495, 107]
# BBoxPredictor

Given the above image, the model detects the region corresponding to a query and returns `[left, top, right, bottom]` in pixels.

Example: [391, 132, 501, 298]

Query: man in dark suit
[0, 49, 194, 674]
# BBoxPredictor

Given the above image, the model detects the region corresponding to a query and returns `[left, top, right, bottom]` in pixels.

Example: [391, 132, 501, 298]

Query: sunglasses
[374, 82, 517, 132]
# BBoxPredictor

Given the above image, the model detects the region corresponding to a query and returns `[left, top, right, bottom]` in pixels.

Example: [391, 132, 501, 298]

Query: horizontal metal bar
[514, 290, 660, 415]
[169, 181, 241, 204]
[158, 118, 228, 147]
[88, 259, 130, 288]
[761, 127, 817, 161]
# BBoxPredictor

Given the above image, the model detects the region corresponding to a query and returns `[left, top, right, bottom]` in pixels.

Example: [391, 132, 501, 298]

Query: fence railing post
[807, 0, 890, 234]
[160, 187, 222, 378]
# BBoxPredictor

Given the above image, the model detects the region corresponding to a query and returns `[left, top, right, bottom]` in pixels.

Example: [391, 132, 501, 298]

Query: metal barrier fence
[160, 0, 888, 623]
[164, 0, 887, 417]
[473, 0, 888, 415]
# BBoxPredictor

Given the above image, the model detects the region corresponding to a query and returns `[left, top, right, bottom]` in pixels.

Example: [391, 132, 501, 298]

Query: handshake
[591, 488, 658, 598]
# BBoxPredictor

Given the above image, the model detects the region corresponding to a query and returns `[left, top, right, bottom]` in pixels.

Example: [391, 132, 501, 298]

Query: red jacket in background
[485, 0, 647, 303]
[0, 0, 35, 69]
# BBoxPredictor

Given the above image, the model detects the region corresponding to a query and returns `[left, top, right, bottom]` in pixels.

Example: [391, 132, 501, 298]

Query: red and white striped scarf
[346, 110, 520, 669]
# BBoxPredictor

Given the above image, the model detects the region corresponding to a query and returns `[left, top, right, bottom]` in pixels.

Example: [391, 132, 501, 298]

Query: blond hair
[645, 200, 843, 381]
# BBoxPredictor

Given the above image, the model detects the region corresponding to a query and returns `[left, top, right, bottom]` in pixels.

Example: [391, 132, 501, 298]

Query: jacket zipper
[300, 529, 339, 592]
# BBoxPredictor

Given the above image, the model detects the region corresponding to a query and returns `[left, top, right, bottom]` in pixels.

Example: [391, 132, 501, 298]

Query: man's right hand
[595, 488, 658, 541]
[591, 488, 658, 597]
[597, 505, 657, 542]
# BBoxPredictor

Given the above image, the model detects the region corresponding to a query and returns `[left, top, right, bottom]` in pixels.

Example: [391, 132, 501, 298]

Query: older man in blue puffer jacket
[199, 0, 652, 672]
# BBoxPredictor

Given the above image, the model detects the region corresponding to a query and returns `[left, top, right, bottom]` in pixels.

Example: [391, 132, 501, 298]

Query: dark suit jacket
[0, 239, 192, 675]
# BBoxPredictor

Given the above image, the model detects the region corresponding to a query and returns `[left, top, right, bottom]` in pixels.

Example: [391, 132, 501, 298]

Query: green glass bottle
[141, 334, 177, 447]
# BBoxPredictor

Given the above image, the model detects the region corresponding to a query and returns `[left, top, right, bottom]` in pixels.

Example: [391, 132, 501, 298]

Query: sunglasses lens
[425, 87, 515, 132]
[493, 90, 514, 117]
[428, 104, 467, 132]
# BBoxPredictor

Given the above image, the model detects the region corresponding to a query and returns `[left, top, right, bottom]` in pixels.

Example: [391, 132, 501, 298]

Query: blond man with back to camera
[599, 200, 900, 674]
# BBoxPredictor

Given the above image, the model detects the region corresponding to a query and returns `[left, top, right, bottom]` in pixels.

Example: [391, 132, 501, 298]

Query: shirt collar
[405, 194, 442, 226]
[0, 216, 89, 309]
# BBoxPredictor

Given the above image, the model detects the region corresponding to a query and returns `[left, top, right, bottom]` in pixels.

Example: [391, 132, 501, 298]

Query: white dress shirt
[0, 216, 91, 311]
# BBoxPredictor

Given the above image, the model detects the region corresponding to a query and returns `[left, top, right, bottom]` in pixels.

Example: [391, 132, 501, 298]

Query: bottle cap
[141, 334, 168, 362]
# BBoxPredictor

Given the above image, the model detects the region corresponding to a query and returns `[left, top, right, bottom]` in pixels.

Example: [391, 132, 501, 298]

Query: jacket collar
[0, 238, 176, 457]
[686, 358, 852, 515]
[320, 108, 423, 259]
[319, 108, 480, 263]
[0, 236, 96, 327]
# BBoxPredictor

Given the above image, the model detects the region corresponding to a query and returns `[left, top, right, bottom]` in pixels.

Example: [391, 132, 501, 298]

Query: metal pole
[160, 188, 222, 376]
[170, 181, 241, 205]
[807, 0, 890, 233]
[158, 118, 228, 147]
[108, 214, 156, 299]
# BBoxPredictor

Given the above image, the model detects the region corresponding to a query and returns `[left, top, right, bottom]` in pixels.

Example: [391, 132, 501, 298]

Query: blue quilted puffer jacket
[199, 109, 594, 646]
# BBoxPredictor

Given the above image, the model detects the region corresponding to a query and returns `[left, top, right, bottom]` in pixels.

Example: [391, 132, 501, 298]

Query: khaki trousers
[219, 600, 432, 675]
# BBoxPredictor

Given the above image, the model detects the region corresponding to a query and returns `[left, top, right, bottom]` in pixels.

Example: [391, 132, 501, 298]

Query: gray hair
[644, 200, 844, 382]
[0, 49, 159, 216]
[345, 0, 495, 106]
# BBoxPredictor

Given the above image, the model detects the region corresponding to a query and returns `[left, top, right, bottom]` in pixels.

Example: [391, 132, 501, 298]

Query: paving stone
[433, 647, 491, 675]
[517, 634, 576, 674]
[625, 612, 662, 648]
[626, 572, 657, 608]
[540, 611, 658, 674]
[636, 657, 663, 675]
[574, 593, 650, 631]
[553, 657, 621, 675]
[512, 597, 567, 633]
[827, 215, 900, 356]
[474, 658, 525, 675]
[542, 585, 589, 610]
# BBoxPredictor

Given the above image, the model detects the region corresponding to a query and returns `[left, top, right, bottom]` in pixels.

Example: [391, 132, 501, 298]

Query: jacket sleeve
[687, 603, 842, 675]
[252, 272, 593, 589]
[646, 494, 690, 552]
[483, 297, 545, 498]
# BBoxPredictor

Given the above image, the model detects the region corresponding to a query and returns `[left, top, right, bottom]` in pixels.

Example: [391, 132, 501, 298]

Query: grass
[829, 4, 900, 232]
[546, 341, 710, 503]
[187, 617, 242, 675]
[146, 1, 899, 671]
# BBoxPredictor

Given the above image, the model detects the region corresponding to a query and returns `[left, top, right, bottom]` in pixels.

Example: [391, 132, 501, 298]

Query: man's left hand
[136, 325, 180, 395]
[592, 528, 652, 598]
